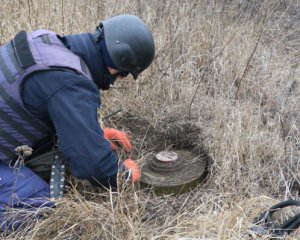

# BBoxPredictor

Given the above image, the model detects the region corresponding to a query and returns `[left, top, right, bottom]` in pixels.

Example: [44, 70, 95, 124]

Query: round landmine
[141, 150, 207, 195]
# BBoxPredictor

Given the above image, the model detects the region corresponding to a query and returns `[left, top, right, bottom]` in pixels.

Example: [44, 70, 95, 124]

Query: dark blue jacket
[21, 33, 118, 187]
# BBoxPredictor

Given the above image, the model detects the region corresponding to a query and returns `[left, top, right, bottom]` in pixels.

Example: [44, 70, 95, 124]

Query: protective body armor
[0, 29, 93, 163]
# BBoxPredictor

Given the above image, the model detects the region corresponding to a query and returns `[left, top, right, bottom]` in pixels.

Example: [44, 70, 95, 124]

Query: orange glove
[123, 159, 141, 183]
[103, 128, 133, 153]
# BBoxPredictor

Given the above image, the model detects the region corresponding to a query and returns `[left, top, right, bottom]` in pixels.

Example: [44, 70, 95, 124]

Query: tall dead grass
[0, 0, 300, 239]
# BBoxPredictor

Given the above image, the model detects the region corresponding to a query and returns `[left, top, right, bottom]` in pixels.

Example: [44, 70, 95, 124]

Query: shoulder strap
[12, 30, 35, 68]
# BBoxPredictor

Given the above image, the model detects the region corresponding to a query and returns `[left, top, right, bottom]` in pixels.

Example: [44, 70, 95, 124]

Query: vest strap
[0, 109, 37, 142]
[0, 145, 14, 159]
[12, 31, 36, 68]
[0, 127, 23, 147]
[6, 42, 24, 75]
[0, 85, 48, 133]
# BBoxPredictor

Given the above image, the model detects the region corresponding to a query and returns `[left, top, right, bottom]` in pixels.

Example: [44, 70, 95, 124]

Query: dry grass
[1, 0, 300, 239]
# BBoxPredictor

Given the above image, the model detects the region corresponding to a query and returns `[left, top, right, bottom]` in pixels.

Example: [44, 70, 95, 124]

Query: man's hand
[103, 128, 133, 153]
[123, 159, 141, 183]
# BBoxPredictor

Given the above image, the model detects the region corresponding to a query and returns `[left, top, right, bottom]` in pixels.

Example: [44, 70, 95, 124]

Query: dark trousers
[0, 162, 52, 230]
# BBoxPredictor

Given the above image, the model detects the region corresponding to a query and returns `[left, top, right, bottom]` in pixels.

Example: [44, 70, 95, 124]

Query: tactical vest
[0, 29, 93, 163]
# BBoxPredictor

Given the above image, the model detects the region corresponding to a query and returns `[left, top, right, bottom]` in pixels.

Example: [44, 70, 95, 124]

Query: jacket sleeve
[22, 71, 118, 188]
[47, 79, 118, 183]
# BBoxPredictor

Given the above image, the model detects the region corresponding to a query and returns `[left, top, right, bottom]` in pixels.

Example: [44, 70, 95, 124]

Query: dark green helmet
[101, 14, 155, 79]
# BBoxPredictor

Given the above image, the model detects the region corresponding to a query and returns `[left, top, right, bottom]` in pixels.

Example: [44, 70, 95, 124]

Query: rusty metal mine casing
[141, 150, 207, 195]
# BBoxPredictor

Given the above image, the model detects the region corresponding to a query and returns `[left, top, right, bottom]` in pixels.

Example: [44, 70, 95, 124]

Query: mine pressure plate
[141, 150, 207, 195]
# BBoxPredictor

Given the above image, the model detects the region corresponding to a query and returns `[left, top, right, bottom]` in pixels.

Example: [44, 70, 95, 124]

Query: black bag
[25, 150, 54, 182]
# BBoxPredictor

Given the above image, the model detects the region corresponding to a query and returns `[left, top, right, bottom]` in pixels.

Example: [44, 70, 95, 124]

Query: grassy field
[1, 0, 300, 239]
